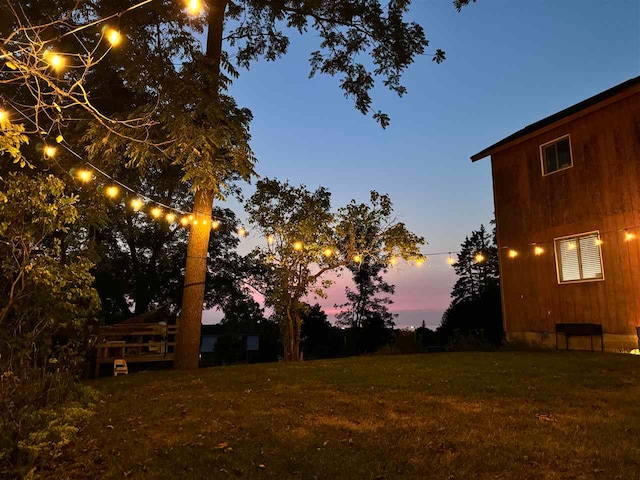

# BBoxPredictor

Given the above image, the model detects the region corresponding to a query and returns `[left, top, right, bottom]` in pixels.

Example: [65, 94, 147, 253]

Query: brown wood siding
[491, 92, 640, 336]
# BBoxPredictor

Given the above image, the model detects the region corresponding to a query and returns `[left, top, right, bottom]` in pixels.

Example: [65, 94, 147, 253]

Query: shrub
[0, 174, 100, 475]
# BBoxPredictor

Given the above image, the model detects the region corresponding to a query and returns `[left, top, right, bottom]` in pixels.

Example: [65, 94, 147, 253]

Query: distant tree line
[206, 220, 504, 365]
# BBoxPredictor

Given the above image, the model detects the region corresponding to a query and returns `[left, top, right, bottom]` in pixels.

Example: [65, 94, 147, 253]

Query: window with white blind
[554, 232, 604, 283]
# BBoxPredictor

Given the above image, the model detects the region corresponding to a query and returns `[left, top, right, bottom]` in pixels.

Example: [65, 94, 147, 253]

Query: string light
[323, 248, 333, 257]
[415, 258, 425, 267]
[192, 219, 199, 225]
[105, 185, 119, 198]
[44, 145, 57, 158]
[180, 217, 189, 226]
[475, 253, 485, 263]
[595, 237, 603, 246]
[447, 255, 455, 266]
[534, 246, 544, 256]
[45, 51, 65, 71]
[1, 4, 234, 235]
[188, 214, 194, 222]
[508, 249, 518, 259]
[389, 256, 398, 266]
[567, 242, 576, 251]
[625, 231, 635, 242]
[186, 0, 202, 15]
[77, 169, 93, 182]
[293, 241, 303, 251]
[353, 254, 363, 264]
[267, 234, 275, 245]
[238, 226, 247, 237]
[106, 28, 122, 46]
[130, 198, 143, 211]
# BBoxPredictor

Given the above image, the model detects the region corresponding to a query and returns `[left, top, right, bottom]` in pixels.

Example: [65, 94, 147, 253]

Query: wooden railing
[95, 323, 178, 376]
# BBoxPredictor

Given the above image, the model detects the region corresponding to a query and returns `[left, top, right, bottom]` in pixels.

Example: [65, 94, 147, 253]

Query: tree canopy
[2, 0, 471, 369]
[246, 178, 424, 360]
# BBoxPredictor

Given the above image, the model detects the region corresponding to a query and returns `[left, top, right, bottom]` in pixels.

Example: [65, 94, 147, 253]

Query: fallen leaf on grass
[214, 442, 233, 452]
[536, 413, 557, 422]
[182, 441, 204, 448]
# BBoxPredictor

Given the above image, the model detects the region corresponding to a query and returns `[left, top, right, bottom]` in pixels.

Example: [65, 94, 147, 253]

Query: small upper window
[541, 135, 572, 175]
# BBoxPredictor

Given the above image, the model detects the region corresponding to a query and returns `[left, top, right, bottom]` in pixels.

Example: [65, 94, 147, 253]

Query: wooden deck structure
[95, 323, 178, 376]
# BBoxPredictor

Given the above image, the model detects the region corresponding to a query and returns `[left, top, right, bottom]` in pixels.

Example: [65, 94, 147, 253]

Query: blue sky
[206, 0, 639, 327]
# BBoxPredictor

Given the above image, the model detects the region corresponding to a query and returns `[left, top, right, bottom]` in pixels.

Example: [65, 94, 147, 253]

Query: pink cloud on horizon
[305, 261, 455, 313]
[204, 257, 456, 328]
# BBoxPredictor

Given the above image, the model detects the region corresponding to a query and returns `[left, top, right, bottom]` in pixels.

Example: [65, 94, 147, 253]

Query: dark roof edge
[470, 76, 640, 162]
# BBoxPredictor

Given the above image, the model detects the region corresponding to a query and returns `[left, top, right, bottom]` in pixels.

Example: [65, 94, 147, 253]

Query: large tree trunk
[281, 306, 302, 361]
[174, 0, 227, 370]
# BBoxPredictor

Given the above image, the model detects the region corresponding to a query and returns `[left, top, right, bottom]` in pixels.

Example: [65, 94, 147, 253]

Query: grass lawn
[49, 352, 640, 479]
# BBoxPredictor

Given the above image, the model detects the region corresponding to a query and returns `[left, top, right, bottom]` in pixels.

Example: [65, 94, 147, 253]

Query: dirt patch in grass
[45, 352, 640, 479]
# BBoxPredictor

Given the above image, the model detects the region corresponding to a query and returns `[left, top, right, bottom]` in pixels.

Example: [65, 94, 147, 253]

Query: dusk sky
[205, 1, 639, 328]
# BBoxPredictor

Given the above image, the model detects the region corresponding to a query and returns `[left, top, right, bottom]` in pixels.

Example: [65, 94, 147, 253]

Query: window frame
[540, 134, 574, 176]
[553, 230, 605, 285]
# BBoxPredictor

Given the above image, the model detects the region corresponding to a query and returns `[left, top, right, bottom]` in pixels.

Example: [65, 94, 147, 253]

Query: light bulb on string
[447, 254, 455, 266]
[192, 219, 199, 225]
[389, 256, 398, 266]
[166, 212, 176, 223]
[415, 258, 425, 267]
[130, 198, 143, 211]
[293, 241, 303, 251]
[180, 216, 189, 226]
[475, 253, 485, 263]
[353, 254, 363, 264]
[106, 28, 122, 46]
[238, 226, 247, 237]
[186, 0, 203, 15]
[267, 234, 275, 245]
[323, 248, 333, 258]
[0, 109, 7, 123]
[625, 231, 635, 242]
[77, 169, 93, 182]
[105, 185, 119, 198]
[150, 207, 162, 219]
[211, 220, 220, 230]
[44, 145, 57, 158]
[595, 237, 603, 246]
[188, 214, 194, 222]
[508, 249, 518, 259]
[567, 242, 576, 250]
[44, 51, 65, 71]
[51, 55, 64, 70]
[534, 245, 544, 256]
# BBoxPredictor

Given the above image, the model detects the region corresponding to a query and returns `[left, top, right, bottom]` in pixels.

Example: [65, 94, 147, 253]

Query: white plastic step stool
[113, 359, 128, 376]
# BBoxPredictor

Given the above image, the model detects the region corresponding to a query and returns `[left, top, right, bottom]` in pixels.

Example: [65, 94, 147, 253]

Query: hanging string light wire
[60, 140, 227, 221]
[8, 102, 223, 223]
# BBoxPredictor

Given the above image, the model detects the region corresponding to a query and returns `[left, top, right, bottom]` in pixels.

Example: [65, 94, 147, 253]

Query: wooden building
[471, 77, 640, 351]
